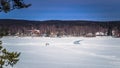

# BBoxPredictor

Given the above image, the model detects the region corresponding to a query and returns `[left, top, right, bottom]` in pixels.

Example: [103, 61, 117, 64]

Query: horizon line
[0, 18, 120, 22]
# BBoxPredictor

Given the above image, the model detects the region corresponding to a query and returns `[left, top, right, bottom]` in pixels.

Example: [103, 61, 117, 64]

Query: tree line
[0, 20, 120, 37]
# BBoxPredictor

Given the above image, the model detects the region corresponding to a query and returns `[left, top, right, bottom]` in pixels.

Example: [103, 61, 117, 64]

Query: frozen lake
[1, 36, 120, 68]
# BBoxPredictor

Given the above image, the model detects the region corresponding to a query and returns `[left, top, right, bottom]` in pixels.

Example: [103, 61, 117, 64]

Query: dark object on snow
[45, 43, 49, 46]
[73, 40, 82, 44]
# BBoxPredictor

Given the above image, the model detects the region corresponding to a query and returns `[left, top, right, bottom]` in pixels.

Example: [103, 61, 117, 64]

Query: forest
[0, 19, 120, 37]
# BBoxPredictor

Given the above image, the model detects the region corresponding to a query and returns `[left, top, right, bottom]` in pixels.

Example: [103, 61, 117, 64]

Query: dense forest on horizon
[0, 19, 120, 37]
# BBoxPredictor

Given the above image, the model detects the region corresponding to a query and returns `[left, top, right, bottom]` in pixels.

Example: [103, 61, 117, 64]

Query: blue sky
[0, 0, 120, 21]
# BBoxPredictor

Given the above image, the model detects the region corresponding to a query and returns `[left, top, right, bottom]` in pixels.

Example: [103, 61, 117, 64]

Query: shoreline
[2, 36, 114, 38]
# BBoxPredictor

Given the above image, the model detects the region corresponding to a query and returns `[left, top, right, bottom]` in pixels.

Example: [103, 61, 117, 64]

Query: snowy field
[1, 36, 120, 68]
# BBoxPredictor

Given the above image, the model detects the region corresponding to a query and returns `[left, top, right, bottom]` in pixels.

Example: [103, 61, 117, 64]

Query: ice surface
[1, 36, 120, 68]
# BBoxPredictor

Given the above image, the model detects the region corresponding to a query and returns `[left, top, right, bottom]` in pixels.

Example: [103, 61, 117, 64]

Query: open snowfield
[1, 36, 120, 68]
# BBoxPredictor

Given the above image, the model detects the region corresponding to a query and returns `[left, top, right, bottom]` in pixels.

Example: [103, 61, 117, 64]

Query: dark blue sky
[0, 0, 120, 21]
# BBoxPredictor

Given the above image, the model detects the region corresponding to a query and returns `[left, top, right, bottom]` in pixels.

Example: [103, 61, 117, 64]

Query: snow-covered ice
[1, 36, 120, 68]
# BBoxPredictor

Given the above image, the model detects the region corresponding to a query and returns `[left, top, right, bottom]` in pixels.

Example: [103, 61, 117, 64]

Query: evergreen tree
[0, 0, 31, 13]
[0, 41, 20, 68]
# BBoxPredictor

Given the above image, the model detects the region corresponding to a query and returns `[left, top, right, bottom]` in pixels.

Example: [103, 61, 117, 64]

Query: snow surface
[1, 36, 120, 68]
